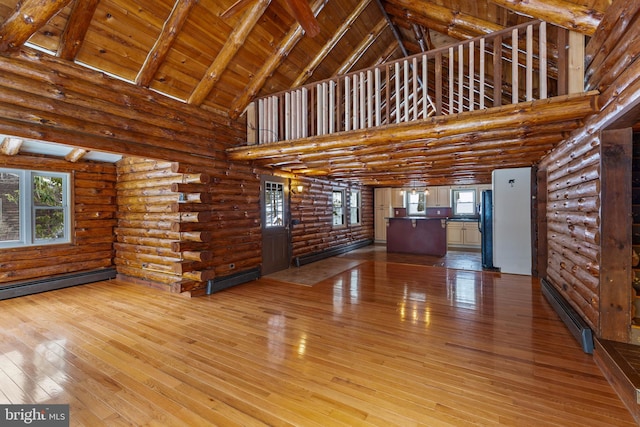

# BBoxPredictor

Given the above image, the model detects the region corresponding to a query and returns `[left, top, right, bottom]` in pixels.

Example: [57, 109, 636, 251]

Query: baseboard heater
[207, 267, 260, 294]
[541, 278, 594, 354]
[294, 239, 373, 267]
[0, 268, 117, 301]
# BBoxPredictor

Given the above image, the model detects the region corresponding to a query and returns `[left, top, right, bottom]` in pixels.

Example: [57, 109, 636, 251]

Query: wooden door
[261, 176, 291, 275]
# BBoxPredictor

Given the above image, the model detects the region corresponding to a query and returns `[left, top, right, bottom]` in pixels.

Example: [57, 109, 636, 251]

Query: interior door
[261, 176, 291, 275]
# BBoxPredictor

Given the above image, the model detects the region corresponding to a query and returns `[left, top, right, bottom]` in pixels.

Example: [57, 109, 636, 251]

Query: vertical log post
[600, 127, 633, 342]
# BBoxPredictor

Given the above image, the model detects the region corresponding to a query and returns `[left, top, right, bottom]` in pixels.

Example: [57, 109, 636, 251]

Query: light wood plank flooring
[0, 252, 635, 425]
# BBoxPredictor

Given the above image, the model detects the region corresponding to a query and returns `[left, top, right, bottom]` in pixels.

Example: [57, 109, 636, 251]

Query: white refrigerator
[492, 167, 532, 275]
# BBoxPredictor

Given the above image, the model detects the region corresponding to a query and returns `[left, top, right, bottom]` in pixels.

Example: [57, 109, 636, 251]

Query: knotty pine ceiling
[0, 0, 614, 185]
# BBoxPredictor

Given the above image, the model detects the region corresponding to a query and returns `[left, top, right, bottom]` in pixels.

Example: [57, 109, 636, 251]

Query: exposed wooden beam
[0, 0, 72, 52]
[189, 0, 270, 105]
[57, 0, 100, 60]
[335, 18, 388, 76]
[0, 137, 22, 155]
[228, 0, 328, 119]
[65, 147, 88, 162]
[489, 0, 603, 36]
[136, 0, 198, 87]
[385, 0, 504, 40]
[291, 0, 372, 88]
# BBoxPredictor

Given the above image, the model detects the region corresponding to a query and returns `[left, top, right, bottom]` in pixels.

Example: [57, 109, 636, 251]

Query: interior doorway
[261, 175, 291, 275]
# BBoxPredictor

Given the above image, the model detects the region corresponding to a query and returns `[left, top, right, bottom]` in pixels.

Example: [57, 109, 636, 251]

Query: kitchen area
[375, 167, 534, 275]
[375, 184, 488, 252]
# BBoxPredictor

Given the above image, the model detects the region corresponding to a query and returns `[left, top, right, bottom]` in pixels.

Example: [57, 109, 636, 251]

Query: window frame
[0, 168, 71, 249]
[451, 188, 477, 217]
[406, 190, 427, 216]
[349, 189, 361, 226]
[332, 189, 346, 227]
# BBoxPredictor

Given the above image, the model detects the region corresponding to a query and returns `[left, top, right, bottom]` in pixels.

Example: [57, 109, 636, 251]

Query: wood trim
[599, 127, 633, 341]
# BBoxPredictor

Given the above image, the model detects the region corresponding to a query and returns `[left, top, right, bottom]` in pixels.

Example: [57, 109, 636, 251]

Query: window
[332, 190, 345, 226]
[407, 190, 426, 215]
[452, 188, 476, 217]
[0, 169, 70, 248]
[264, 181, 285, 227]
[350, 190, 361, 225]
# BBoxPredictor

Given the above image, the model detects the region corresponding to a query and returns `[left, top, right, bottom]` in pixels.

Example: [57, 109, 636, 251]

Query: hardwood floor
[0, 250, 635, 425]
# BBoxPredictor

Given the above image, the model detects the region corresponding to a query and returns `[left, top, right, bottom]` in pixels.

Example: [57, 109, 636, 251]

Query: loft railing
[248, 20, 571, 145]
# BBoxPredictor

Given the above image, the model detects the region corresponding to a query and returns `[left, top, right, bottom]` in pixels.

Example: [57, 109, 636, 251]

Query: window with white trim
[452, 188, 476, 217]
[350, 189, 361, 225]
[0, 169, 71, 248]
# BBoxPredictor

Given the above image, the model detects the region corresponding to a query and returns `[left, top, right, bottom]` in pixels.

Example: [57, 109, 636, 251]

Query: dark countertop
[446, 217, 479, 222]
[386, 216, 448, 220]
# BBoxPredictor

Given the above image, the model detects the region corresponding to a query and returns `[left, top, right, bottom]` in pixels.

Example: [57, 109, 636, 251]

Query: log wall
[290, 177, 373, 258]
[0, 154, 115, 285]
[539, 0, 640, 337]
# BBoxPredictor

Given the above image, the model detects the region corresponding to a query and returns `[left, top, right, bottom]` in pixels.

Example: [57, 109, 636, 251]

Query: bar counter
[386, 216, 448, 256]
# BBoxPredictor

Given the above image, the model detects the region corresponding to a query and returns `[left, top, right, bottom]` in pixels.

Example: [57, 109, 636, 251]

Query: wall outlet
[437, 210, 441, 215]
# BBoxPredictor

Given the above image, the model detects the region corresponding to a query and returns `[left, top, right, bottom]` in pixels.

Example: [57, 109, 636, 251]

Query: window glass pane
[265, 181, 284, 227]
[350, 190, 360, 224]
[35, 208, 65, 240]
[332, 191, 344, 226]
[0, 172, 21, 242]
[407, 192, 426, 215]
[453, 189, 476, 216]
[33, 175, 63, 207]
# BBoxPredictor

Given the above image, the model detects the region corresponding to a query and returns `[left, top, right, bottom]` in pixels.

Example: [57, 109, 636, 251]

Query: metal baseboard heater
[541, 278, 594, 354]
[0, 268, 117, 301]
[207, 267, 260, 294]
[294, 239, 373, 267]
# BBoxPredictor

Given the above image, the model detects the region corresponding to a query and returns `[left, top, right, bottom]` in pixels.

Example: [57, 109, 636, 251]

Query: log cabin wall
[539, 0, 640, 339]
[290, 177, 373, 260]
[0, 155, 115, 285]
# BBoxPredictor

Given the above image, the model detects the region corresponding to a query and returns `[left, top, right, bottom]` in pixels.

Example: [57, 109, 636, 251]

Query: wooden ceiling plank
[0, 137, 23, 155]
[65, 147, 88, 162]
[57, 0, 101, 60]
[136, 0, 198, 87]
[229, 0, 328, 119]
[0, 0, 72, 52]
[489, 0, 603, 36]
[291, 0, 373, 88]
[188, 0, 271, 105]
[335, 18, 387, 76]
[386, 0, 504, 39]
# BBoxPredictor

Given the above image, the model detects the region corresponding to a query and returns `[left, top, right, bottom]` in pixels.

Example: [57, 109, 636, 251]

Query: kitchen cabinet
[426, 186, 450, 207]
[375, 188, 405, 242]
[447, 221, 481, 248]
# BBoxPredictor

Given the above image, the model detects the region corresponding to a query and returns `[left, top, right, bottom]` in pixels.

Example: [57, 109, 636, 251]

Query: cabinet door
[463, 224, 481, 246]
[447, 222, 464, 245]
[391, 188, 405, 207]
[374, 207, 387, 241]
[437, 187, 451, 207]
[374, 188, 390, 208]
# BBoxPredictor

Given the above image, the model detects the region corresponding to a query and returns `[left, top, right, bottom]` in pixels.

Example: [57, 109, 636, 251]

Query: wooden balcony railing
[248, 20, 572, 145]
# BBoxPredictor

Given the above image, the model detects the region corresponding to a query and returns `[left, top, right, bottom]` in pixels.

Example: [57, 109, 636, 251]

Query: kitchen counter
[446, 217, 479, 222]
[386, 216, 448, 256]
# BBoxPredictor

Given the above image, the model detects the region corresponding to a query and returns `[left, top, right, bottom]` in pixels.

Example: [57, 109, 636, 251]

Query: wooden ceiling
[0, 0, 613, 185]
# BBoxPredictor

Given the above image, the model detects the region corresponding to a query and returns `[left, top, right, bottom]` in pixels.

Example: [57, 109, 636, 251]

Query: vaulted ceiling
[0, 0, 610, 116]
[0, 0, 614, 184]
